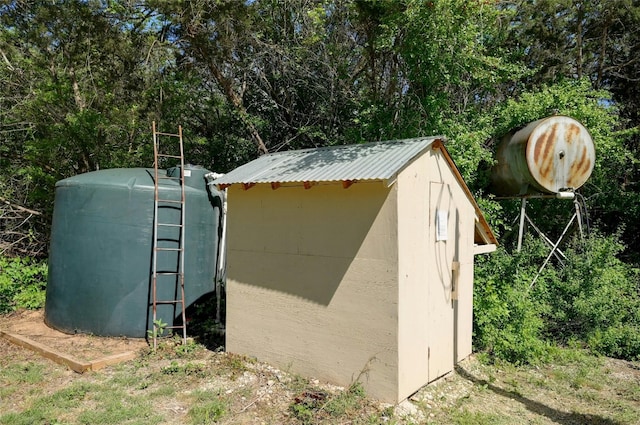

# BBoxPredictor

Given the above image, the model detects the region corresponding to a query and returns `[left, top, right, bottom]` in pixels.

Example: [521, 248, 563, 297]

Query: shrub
[0, 255, 48, 313]
[473, 239, 554, 364]
[474, 232, 640, 363]
[548, 233, 640, 360]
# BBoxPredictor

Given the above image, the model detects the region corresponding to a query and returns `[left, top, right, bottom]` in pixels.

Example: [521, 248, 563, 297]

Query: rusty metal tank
[490, 116, 595, 196]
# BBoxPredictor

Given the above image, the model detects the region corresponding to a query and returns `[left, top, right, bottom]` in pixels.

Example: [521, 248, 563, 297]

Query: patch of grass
[0, 383, 92, 425]
[2, 336, 639, 425]
[617, 381, 640, 402]
[188, 390, 228, 424]
[76, 389, 160, 424]
[149, 385, 177, 397]
[44, 383, 92, 408]
[0, 362, 45, 384]
[449, 409, 514, 425]
[322, 382, 367, 417]
[601, 398, 640, 424]
[0, 410, 53, 425]
[213, 353, 253, 380]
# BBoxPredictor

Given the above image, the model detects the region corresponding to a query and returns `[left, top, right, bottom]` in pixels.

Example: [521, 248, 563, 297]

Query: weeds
[289, 382, 373, 424]
[188, 390, 228, 424]
[0, 256, 47, 313]
[0, 362, 45, 384]
[161, 360, 207, 377]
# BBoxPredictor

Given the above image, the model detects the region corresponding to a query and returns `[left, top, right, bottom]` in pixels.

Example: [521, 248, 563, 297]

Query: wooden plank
[0, 330, 139, 373]
[0, 330, 90, 373]
[87, 351, 139, 371]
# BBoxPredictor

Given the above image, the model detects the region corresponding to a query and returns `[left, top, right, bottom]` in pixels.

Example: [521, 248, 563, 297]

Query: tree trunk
[204, 55, 269, 155]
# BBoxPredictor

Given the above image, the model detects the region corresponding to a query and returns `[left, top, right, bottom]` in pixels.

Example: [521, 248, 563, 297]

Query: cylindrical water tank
[44, 165, 223, 337]
[490, 116, 595, 196]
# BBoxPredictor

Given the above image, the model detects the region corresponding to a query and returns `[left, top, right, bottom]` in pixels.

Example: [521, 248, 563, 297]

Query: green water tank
[44, 166, 223, 338]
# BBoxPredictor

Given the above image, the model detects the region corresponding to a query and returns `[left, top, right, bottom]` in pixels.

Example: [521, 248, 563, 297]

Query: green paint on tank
[44, 166, 222, 338]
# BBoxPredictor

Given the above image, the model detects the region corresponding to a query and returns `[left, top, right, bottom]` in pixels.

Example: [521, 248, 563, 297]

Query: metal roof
[212, 137, 443, 186]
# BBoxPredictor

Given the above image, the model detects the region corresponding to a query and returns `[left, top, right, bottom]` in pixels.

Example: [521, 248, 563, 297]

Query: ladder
[151, 121, 187, 348]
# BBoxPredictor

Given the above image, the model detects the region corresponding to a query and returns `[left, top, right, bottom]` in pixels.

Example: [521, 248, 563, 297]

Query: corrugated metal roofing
[212, 137, 443, 186]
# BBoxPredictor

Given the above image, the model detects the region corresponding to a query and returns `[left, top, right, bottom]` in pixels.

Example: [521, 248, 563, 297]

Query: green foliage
[188, 390, 228, 424]
[0, 255, 47, 313]
[351, 0, 525, 143]
[547, 233, 640, 360]
[473, 241, 553, 364]
[161, 361, 207, 378]
[147, 318, 167, 341]
[475, 232, 640, 363]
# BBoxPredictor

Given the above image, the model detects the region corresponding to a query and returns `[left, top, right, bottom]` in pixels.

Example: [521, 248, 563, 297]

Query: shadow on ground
[455, 364, 623, 425]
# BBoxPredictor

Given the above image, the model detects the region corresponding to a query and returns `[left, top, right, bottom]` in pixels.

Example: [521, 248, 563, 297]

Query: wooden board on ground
[0, 309, 147, 372]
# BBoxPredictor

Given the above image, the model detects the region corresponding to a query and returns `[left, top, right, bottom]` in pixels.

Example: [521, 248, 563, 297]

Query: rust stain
[538, 124, 558, 184]
[569, 145, 586, 175]
[533, 134, 549, 164]
[566, 123, 581, 144]
[567, 146, 592, 187]
[581, 158, 592, 176]
[579, 146, 592, 174]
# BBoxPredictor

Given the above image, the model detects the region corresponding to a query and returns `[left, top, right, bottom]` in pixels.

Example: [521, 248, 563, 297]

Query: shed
[212, 137, 497, 403]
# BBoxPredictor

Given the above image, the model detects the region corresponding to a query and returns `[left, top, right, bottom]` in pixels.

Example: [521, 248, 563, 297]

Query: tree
[0, 0, 169, 255]
[152, 0, 364, 156]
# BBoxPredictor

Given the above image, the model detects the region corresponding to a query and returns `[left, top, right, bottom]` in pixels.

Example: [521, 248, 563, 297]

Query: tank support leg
[517, 198, 527, 252]
[574, 198, 584, 240]
[530, 211, 577, 289]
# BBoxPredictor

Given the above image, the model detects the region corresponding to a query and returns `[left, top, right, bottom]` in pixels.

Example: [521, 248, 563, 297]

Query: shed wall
[225, 182, 400, 402]
[396, 148, 476, 399]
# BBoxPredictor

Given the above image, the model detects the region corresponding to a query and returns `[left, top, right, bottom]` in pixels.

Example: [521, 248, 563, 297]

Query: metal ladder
[151, 121, 187, 348]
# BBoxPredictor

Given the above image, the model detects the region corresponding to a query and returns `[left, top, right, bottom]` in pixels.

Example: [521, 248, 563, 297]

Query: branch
[0, 196, 42, 216]
[0, 48, 15, 71]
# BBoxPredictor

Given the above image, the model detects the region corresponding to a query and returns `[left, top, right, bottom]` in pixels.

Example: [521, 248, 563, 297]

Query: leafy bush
[548, 233, 640, 360]
[473, 239, 554, 364]
[474, 233, 640, 363]
[0, 255, 48, 313]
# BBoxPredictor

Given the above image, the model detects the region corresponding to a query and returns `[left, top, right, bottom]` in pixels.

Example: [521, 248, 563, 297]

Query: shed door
[428, 182, 456, 381]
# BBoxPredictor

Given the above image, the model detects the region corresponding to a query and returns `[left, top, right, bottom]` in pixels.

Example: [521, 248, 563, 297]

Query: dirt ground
[0, 309, 147, 364]
[1, 309, 639, 424]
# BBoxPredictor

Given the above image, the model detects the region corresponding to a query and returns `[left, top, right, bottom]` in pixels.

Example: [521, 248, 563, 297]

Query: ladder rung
[165, 325, 186, 330]
[155, 272, 182, 275]
[155, 131, 181, 137]
[155, 300, 184, 305]
[157, 223, 183, 227]
[156, 199, 183, 204]
[158, 176, 181, 180]
[157, 154, 182, 159]
[155, 247, 184, 252]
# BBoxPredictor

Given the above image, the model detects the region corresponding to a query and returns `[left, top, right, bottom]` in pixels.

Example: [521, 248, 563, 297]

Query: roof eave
[432, 141, 499, 247]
